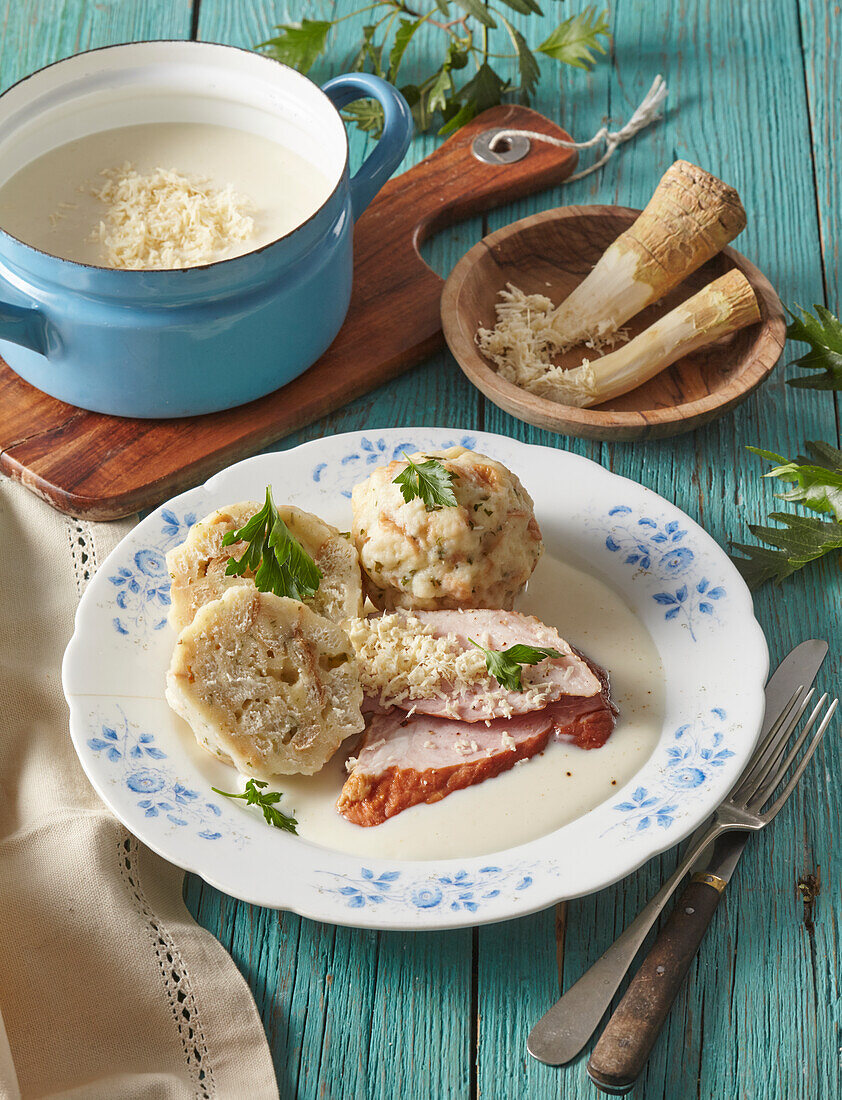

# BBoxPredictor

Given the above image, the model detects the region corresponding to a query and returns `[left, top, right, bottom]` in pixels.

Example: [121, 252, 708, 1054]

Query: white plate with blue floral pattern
[63, 428, 768, 929]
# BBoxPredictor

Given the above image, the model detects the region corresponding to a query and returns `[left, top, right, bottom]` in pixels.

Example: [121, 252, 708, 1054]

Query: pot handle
[322, 73, 413, 219]
[0, 293, 47, 355]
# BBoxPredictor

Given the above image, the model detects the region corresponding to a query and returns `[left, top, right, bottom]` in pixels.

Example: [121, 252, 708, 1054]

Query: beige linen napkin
[0, 476, 279, 1100]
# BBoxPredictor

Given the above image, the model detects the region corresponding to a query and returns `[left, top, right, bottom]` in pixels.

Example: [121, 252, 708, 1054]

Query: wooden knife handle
[586, 877, 725, 1095]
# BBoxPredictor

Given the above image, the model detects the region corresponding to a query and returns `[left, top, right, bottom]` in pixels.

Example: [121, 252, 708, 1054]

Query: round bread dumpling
[166, 587, 364, 777]
[351, 446, 543, 611]
[166, 501, 363, 634]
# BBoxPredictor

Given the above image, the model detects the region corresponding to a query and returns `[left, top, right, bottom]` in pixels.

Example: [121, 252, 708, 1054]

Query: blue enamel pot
[0, 41, 413, 417]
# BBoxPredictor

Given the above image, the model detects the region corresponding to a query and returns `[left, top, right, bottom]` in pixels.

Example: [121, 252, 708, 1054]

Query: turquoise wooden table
[4, 2, 840, 1096]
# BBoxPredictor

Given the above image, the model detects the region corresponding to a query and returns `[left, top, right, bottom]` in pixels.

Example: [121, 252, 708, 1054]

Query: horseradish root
[546, 161, 747, 348]
[530, 269, 760, 408]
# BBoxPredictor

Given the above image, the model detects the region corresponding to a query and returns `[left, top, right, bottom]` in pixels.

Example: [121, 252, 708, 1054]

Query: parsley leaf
[537, 7, 610, 70]
[222, 487, 322, 600]
[259, 20, 332, 74]
[731, 513, 842, 589]
[785, 303, 842, 390]
[469, 639, 562, 692]
[748, 443, 842, 520]
[393, 454, 459, 511]
[211, 779, 298, 833]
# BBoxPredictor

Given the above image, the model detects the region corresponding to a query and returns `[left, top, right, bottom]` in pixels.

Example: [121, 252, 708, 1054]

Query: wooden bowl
[440, 205, 786, 441]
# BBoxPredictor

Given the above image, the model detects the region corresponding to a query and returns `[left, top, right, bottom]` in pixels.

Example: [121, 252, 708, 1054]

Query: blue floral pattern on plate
[87, 708, 240, 844]
[318, 864, 535, 912]
[313, 433, 477, 497]
[606, 708, 735, 834]
[109, 509, 195, 635]
[601, 506, 726, 639]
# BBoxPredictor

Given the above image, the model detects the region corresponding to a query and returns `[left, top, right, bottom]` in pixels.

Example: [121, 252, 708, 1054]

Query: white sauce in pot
[280, 553, 664, 861]
[0, 122, 332, 266]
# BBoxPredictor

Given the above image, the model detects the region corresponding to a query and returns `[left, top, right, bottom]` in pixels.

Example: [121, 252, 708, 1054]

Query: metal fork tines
[526, 683, 838, 1067]
[721, 687, 837, 830]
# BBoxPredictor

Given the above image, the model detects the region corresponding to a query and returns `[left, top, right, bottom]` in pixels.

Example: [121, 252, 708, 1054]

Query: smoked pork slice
[338, 681, 616, 827]
[349, 609, 601, 722]
[553, 654, 618, 750]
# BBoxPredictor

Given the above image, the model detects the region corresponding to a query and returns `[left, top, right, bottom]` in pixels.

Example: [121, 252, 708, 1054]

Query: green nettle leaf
[731, 513, 842, 589]
[389, 18, 423, 81]
[802, 439, 842, 472]
[260, 20, 332, 74]
[459, 62, 510, 111]
[500, 16, 541, 101]
[469, 639, 563, 692]
[402, 83, 433, 131]
[342, 99, 386, 137]
[453, 0, 498, 29]
[428, 65, 454, 115]
[439, 60, 508, 132]
[785, 303, 842, 389]
[256, 2, 611, 137]
[350, 24, 384, 77]
[748, 443, 842, 520]
[438, 99, 477, 135]
[537, 6, 610, 69]
[498, 0, 544, 15]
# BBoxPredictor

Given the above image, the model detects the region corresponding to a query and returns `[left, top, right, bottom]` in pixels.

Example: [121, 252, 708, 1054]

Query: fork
[527, 686, 838, 1067]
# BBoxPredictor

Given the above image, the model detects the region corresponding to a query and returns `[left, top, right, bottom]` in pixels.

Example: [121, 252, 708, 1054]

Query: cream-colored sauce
[0, 122, 332, 265]
[279, 553, 664, 860]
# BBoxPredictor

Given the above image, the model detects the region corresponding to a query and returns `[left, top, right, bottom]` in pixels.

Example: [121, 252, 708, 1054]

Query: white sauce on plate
[280, 553, 664, 861]
[0, 122, 332, 265]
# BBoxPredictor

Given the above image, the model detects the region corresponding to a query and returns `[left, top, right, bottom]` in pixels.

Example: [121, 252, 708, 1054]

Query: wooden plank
[162, 3, 841, 1099]
[0, 0, 192, 91]
[185, 6, 479, 1098]
[788, 7, 842, 1100]
[476, 3, 841, 1100]
[474, 12, 612, 1098]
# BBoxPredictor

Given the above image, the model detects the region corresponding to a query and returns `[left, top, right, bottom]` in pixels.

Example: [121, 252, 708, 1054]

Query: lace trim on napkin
[67, 519, 95, 597]
[118, 833, 216, 1099]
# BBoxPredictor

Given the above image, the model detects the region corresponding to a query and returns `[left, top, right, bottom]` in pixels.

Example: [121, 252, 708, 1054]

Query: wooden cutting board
[0, 105, 577, 519]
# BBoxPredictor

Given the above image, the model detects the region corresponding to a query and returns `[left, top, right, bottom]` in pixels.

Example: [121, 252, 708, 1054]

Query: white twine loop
[489, 74, 668, 181]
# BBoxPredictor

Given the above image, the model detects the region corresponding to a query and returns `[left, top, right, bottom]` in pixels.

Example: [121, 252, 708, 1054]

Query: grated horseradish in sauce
[88, 164, 256, 270]
[0, 122, 332, 268]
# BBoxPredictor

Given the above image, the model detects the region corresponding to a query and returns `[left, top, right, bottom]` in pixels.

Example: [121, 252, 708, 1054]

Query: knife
[585, 639, 829, 1095]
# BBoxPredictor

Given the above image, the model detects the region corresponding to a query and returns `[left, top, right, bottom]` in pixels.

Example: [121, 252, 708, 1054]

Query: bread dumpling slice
[166, 501, 363, 635]
[166, 587, 365, 777]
